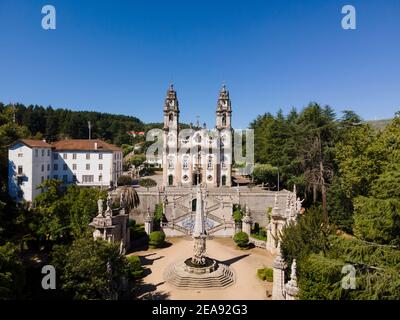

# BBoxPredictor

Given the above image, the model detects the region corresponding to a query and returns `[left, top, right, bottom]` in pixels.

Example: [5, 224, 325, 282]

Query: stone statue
[120, 192, 126, 209]
[106, 193, 113, 216]
[97, 198, 104, 217]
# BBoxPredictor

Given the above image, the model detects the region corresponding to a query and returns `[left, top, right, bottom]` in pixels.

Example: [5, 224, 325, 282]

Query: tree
[139, 178, 157, 190]
[117, 175, 134, 186]
[130, 154, 146, 168]
[52, 238, 131, 300]
[252, 164, 278, 187]
[0, 243, 25, 299]
[118, 186, 140, 212]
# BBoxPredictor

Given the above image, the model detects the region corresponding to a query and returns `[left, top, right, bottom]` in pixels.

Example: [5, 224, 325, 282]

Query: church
[162, 84, 232, 187]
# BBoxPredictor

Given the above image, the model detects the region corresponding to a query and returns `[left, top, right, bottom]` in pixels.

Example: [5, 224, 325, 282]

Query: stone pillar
[144, 207, 153, 235]
[272, 243, 287, 300]
[241, 206, 252, 236]
[285, 259, 299, 300]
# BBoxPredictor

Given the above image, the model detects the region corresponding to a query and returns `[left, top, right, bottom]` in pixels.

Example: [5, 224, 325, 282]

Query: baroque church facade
[162, 85, 232, 187]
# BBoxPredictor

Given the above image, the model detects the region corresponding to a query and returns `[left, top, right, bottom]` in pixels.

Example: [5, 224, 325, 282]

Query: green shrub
[149, 231, 166, 248]
[130, 224, 147, 240]
[257, 267, 273, 282]
[233, 231, 249, 248]
[127, 255, 144, 279]
[117, 175, 134, 186]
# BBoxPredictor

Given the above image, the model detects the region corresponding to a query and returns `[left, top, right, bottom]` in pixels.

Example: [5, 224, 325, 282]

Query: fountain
[164, 185, 235, 289]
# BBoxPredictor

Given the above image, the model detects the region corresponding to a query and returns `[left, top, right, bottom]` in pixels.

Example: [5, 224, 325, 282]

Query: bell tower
[216, 85, 232, 130]
[215, 85, 232, 187]
[163, 84, 180, 187]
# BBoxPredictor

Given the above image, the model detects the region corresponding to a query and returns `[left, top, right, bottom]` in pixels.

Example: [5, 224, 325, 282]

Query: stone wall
[130, 186, 294, 234]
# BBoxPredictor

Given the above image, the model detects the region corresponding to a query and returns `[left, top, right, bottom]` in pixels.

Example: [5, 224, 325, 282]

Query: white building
[8, 139, 123, 202]
[8, 139, 53, 202]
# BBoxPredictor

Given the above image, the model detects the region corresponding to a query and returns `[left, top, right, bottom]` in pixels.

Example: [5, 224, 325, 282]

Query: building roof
[17, 139, 52, 148]
[52, 139, 122, 152]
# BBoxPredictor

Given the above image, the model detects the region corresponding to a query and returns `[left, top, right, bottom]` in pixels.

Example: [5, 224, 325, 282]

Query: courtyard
[131, 237, 274, 300]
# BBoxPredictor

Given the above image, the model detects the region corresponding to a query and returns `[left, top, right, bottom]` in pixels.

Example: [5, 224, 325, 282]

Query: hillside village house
[8, 139, 123, 202]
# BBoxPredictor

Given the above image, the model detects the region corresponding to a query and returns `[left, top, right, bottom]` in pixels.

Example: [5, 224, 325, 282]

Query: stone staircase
[164, 261, 235, 289]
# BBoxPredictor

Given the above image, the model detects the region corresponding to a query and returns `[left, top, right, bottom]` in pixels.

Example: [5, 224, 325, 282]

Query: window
[168, 159, 174, 169]
[72, 164, 77, 170]
[63, 153, 67, 159]
[47, 149, 50, 156]
[168, 175, 173, 186]
[72, 175, 77, 182]
[53, 175, 58, 180]
[63, 175, 68, 183]
[47, 175, 50, 180]
[222, 114, 226, 126]
[18, 153, 23, 158]
[41, 149, 45, 156]
[53, 153, 58, 160]
[17, 166, 23, 175]
[207, 157, 213, 170]
[82, 175, 94, 183]
[183, 157, 188, 169]
[54, 164, 58, 171]
[73, 153, 77, 160]
[86, 164, 90, 170]
[192, 199, 197, 212]
[41, 164, 44, 172]
[86, 153, 90, 160]
[41, 176, 44, 183]
[63, 164, 68, 171]
[47, 164, 50, 171]
[17, 176, 23, 186]
[35, 149, 38, 157]
[98, 175, 103, 182]
[99, 153, 103, 160]
[99, 164, 103, 170]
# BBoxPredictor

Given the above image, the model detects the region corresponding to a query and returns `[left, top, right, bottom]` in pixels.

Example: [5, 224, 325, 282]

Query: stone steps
[164, 262, 235, 289]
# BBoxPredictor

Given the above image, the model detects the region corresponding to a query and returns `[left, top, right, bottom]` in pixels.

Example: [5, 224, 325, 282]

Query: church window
[207, 175, 213, 181]
[222, 114, 226, 126]
[207, 157, 213, 170]
[168, 175, 173, 186]
[191, 199, 197, 212]
[169, 113, 174, 122]
[168, 158, 174, 169]
[183, 157, 189, 169]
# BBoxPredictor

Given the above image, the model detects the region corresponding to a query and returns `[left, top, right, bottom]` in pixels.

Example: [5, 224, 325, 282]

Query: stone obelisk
[191, 184, 207, 265]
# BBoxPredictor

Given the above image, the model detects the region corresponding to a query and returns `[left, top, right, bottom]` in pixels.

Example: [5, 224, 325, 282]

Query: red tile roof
[51, 139, 122, 152]
[19, 139, 52, 148]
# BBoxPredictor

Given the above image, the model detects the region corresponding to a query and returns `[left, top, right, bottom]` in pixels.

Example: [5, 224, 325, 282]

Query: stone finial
[273, 242, 287, 270]
[290, 259, 297, 282]
[106, 193, 113, 217]
[144, 207, 152, 222]
[97, 198, 104, 217]
[285, 259, 299, 299]
[242, 205, 252, 223]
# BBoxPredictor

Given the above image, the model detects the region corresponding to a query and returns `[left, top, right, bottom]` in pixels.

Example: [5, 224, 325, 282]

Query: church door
[222, 175, 227, 186]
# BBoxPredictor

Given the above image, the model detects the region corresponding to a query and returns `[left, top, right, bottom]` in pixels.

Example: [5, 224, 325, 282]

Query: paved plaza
[131, 237, 274, 300]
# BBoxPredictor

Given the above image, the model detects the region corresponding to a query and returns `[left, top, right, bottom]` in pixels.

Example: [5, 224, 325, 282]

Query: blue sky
[0, 0, 399, 128]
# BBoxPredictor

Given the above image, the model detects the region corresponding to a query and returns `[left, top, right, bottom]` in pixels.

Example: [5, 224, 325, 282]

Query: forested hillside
[0, 102, 145, 145]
